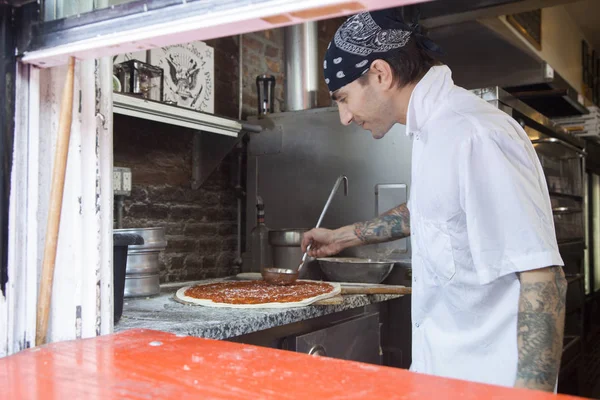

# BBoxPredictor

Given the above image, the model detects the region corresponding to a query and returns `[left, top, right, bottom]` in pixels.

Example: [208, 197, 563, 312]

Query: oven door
[530, 136, 585, 199]
[290, 312, 382, 365]
[528, 128, 586, 358]
[528, 130, 586, 249]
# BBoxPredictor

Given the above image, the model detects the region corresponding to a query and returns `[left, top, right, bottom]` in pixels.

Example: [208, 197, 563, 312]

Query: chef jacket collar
[405, 65, 454, 139]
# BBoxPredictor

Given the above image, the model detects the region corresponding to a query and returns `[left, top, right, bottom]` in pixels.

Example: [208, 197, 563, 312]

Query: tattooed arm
[515, 266, 567, 392]
[301, 203, 410, 258]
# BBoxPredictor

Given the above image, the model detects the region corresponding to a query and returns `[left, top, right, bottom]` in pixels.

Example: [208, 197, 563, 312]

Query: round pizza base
[174, 280, 341, 308]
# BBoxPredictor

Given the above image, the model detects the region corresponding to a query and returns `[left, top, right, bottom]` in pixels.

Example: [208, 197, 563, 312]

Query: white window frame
[2, 0, 429, 357]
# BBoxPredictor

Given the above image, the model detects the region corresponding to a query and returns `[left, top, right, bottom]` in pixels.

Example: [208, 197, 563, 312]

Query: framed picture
[150, 41, 214, 113]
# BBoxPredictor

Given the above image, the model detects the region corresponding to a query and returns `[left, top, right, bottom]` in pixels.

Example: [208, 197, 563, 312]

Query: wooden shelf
[113, 93, 242, 137]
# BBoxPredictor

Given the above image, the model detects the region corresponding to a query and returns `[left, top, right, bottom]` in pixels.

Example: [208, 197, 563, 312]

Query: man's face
[332, 71, 398, 139]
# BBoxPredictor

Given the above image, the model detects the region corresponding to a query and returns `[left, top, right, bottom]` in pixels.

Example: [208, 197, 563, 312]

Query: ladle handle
[298, 243, 311, 272]
[299, 176, 347, 273]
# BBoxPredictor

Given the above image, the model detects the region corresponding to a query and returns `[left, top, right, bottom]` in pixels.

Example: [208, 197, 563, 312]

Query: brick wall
[114, 115, 239, 283]
[114, 19, 344, 283]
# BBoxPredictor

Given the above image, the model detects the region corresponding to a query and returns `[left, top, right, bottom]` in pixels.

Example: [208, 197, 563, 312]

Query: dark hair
[359, 36, 442, 88]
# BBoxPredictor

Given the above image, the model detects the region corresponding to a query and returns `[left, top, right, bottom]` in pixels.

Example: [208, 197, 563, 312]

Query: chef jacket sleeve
[459, 131, 564, 285]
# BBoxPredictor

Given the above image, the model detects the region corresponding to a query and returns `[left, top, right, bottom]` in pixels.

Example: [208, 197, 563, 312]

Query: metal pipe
[115, 196, 125, 229]
[240, 122, 262, 133]
[284, 22, 319, 111]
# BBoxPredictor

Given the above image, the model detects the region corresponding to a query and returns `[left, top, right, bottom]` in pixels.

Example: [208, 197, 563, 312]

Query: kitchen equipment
[115, 59, 164, 101]
[262, 175, 348, 285]
[268, 228, 308, 274]
[287, 312, 382, 364]
[426, 20, 589, 118]
[115, 227, 167, 297]
[245, 108, 413, 270]
[36, 56, 76, 346]
[317, 257, 395, 284]
[256, 74, 275, 116]
[113, 232, 144, 323]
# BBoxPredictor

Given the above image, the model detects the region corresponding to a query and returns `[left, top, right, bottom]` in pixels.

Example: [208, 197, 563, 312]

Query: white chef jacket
[406, 65, 564, 387]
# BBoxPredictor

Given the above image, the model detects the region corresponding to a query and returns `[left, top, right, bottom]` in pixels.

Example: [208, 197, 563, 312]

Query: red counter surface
[0, 329, 587, 399]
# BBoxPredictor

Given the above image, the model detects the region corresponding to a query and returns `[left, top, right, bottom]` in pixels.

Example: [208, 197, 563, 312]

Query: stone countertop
[115, 279, 402, 340]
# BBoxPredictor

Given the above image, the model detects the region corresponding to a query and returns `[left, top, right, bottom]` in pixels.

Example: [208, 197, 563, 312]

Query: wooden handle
[36, 57, 76, 346]
[340, 285, 412, 295]
[313, 294, 344, 305]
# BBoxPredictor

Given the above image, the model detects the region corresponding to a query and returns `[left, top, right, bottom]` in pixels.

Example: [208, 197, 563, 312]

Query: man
[301, 9, 567, 392]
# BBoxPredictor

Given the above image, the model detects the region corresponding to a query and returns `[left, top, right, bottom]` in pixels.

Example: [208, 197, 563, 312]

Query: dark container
[113, 232, 144, 324]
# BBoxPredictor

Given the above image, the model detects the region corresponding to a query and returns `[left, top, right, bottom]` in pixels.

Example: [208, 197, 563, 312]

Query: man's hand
[301, 203, 411, 258]
[515, 266, 567, 392]
[301, 227, 358, 258]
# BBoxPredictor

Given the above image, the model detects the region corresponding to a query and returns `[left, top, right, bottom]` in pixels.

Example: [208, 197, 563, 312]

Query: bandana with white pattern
[323, 9, 442, 94]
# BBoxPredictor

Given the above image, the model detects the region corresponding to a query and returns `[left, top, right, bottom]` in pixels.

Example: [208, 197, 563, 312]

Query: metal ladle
[262, 175, 348, 285]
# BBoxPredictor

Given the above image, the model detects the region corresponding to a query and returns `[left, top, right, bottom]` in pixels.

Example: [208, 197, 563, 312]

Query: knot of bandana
[323, 9, 442, 94]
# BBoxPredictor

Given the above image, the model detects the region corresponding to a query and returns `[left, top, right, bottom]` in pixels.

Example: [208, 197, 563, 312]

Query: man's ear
[369, 59, 394, 90]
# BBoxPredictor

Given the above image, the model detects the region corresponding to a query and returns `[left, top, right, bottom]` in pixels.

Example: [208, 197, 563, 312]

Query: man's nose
[338, 104, 353, 126]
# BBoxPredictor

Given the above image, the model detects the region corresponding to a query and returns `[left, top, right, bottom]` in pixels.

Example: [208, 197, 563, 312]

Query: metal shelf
[113, 93, 242, 137]
[550, 192, 584, 201]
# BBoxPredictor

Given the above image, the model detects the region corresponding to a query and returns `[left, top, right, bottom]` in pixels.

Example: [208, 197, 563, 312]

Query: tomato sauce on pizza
[183, 280, 335, 305]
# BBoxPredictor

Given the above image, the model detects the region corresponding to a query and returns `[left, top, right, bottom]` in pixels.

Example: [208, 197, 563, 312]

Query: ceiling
[564, 0, 600, 50]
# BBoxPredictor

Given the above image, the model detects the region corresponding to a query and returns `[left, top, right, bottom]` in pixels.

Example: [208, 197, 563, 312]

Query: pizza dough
[175, 280, 341, 308]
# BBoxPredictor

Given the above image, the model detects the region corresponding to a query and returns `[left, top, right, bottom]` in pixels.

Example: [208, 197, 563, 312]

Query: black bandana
[323, 9, 442, 94]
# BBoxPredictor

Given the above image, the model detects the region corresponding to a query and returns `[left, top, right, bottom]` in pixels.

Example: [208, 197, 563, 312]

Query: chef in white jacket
[302, 9, 567, 393]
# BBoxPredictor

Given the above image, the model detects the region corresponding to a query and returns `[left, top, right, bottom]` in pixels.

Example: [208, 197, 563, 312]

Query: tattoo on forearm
[353, 203, 410, 244]
[516, 266, 567, 391]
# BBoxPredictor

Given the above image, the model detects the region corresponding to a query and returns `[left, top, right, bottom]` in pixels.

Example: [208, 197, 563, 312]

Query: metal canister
[268, 229, 307, 275]
[115, 227, 167, 297]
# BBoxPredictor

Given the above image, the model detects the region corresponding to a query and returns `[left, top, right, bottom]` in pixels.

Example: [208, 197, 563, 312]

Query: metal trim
[531, 138, 587, 156]
[472, 86, 586, 149]
[553, 207, 584, 215]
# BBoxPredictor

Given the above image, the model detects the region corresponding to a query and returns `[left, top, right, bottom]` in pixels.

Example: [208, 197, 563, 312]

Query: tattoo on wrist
[353, 204, 410, 243]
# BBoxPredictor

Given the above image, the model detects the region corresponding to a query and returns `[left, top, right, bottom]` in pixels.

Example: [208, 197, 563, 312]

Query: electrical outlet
[113, 170, 123, 192]
[113, 167, 132, 196]
[123, 170, 132, 192]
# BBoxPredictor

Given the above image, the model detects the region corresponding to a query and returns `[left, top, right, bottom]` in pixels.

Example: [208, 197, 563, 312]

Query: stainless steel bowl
[317, 257, 394, 284]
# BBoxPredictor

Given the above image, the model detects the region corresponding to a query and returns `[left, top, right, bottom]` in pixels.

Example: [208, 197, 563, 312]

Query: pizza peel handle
[36, 56, 76, 347]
